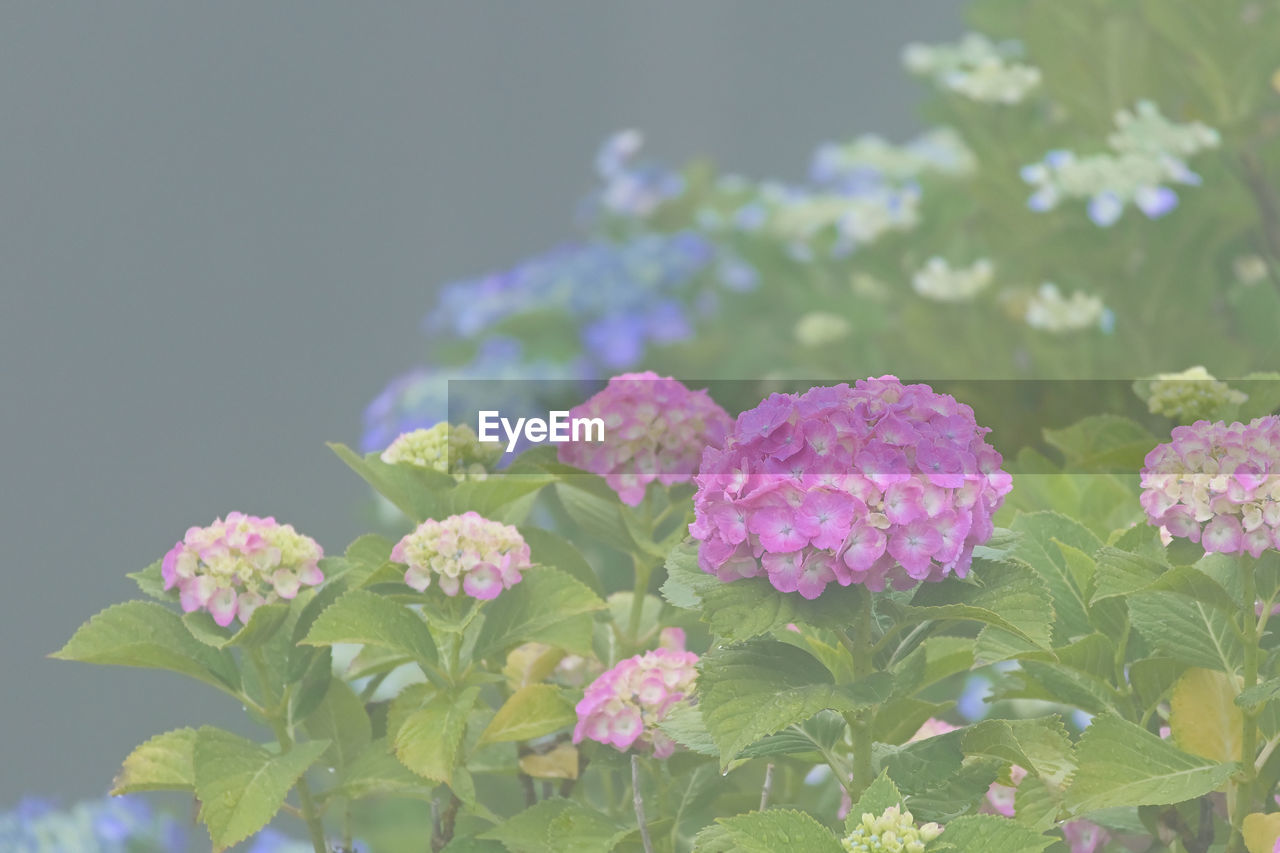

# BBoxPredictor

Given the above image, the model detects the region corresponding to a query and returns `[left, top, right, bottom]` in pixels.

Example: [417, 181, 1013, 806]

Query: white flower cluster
[912, 257, 994, 302]
[1021, 101, 1220, 226]
[811, 127, 977, 185]
[1142, 366, 1248, 421]
[842, 806, 943, 853]
[755, 183, 921, 260]
[1024, 283, 1108, 333]
[903, 33, 1041, 104]
[1108, 100, 1221, 159]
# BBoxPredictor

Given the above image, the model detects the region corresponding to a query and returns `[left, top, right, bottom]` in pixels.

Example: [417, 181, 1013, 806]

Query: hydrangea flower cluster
[809, 127, 976, 189]
[426, 232, 715, 369]
[1023, 283, 1109, 333]
[794, 311, 853, 347]
[558, 372, 732, 506]
[392, 511, 531, 600]
[585, 129, 685, 220]
[902, 32, 1041, 104]
[760, 182, 922, 261]
[1021, 101, 1219, 226]
[690, 377, 1013, 596]
[380, 422, 504, 481]
[1140, 416, 1280, 557]
[841, 806, 943, 853]
[0, 796, 185, 852]
[911, 257, 994, 302]
[361, 338, 580, 453]
[1140, 366, 1248, 422]
[572, 646, 699, 759]
[161, 513, 323, 628]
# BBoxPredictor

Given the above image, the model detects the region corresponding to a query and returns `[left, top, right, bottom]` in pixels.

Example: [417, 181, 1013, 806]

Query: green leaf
[939, 815, 1055, 853]
[698, 640, 892, 769]
[697, 810, 843, 853]
[662, 540, 877, 641]
[479, 685, 576, 744]
[1238, 677, 1280, 713]
[472, 567, 605, 660]
[305, 679, 373, 771]
[52, 601, 239, 695]
[656, 703, 718, 758]
[127, 560, 174, 601]
[1128, 590, 1243, 674]
[1064, 714, 1238, 815]
[1093, 548, 1237, 611]
[329, 441, 453, 522]
[553, 476, 636, 552]
[394, 686, 480, 785]
[962, 716, 1076, 791]
[480, 799, 629, 853]
[192, 727, 329, 852]
[903, 558, 1054, 657]
[875, 731, 1001, 822]
[1043, 415, 1157, 473]
[1017, 661, 1127, 716]
[845, 771, 905, 831]
[182, 602, 290, 650]
[1010, 512, 1101, 641]
[111, 728, 197, 795]
[301, 589, 438, 667]
[519, 526, 603, 596]
[328, 738, 435, 802]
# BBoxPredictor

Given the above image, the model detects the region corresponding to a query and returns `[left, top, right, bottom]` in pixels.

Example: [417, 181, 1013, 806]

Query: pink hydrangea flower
[161, 512, 324, 628]
[391, 511, 530, 600]
[1140, 416, 1280, 557]
[974, 756, 1110, 852]
[557, 372, 732, 506]
[572, 647, 699, 759]
[690, 377, 1012, 596]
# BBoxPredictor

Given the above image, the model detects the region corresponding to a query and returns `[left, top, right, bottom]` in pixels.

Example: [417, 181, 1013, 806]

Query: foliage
[47, 2, 1280, 852]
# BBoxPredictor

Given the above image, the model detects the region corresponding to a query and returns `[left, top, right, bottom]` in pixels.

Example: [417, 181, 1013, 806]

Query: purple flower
[691, 378, 1011, 595]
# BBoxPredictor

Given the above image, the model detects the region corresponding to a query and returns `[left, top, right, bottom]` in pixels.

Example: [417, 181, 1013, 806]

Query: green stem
[842, 593, 876, 800]
[1229, 557, 1260, 853]
[249, 649, 329, 853]
[628, 553, 655, 645]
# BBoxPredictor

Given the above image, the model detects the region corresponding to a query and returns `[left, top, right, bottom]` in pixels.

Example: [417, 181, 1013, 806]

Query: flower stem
[842, 592, 876, 800]
[1229, 556, 1260, 853]
[248, 649, 329, 853]
[632, 754, 654, 853]
[628, 553, 655, 645]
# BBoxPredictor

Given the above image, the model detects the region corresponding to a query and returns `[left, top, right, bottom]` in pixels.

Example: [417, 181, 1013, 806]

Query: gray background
[0, 2, 963, 805]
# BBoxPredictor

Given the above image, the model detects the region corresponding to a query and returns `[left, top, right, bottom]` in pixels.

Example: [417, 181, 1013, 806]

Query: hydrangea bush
[46, 2, 1280, 852]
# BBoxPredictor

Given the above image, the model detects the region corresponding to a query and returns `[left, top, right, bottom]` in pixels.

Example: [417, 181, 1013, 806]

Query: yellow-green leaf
[1170, 667, 1243, 762]
[479, 684, 576, 745]
[1244, 811, 1280, 853]
[112, 728, 197, 795]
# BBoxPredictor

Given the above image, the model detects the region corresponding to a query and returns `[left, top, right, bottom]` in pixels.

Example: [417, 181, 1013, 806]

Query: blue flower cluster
[361, 338, 582, 453]
[0, 795, 184, 852]
[427, 231, 716, 366]
[582, 129, 685, 221]
[0, 795, 349, 853]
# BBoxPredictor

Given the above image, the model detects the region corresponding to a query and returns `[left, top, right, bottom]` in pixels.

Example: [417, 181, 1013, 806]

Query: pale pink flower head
[572, 647, 699, 759]
[160, 512, 324, 628]
[391, 511, 530, 600]
[558, 372, 732, 506]
[690, 377, 1011, 597]
[1063, 820, 1111, 853]
[1140, 416, 1280, 557]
